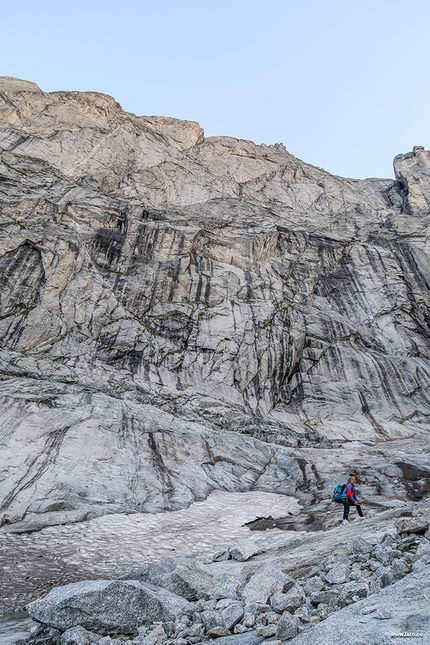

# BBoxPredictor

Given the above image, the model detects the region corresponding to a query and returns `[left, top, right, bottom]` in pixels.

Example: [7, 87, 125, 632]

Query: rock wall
[0, 77, 429, 526]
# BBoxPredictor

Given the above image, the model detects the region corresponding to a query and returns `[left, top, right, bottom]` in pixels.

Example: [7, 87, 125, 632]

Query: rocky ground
[1, 495, 429, 645]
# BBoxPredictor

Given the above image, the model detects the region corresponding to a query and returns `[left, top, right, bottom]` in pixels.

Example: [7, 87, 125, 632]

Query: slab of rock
[303, 576, 325, 595]
[395, 516, 429, 535]
[3, 78, 429, 533]
[123, 556, 214, 601]
[270, 585, 304, 613]
[242, 569, 294, 605]
[323, 564, 350, 585]
[229, 539, 258, 562]
[275, 612, 299, 641]
[350, 536, 372, 555]
[219, 602, 245, 631]
[60, 626, 100, 645]
[27, 579, 191, 635]
[200, 609, 224, 631]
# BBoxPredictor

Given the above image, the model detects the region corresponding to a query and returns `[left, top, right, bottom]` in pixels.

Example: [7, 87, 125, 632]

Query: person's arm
[346, 483, 357, 503]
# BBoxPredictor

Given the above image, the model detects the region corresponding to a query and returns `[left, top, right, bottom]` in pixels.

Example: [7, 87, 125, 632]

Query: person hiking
[342, 474, 364, 525]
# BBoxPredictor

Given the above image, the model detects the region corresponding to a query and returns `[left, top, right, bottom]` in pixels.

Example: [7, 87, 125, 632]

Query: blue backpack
[332, 483, 347, 503]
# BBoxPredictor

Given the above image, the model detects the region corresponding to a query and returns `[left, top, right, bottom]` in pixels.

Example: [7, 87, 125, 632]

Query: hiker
[342, 474, 364, 525]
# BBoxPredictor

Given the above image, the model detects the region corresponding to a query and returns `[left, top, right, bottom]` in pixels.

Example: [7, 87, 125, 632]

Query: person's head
[348, 474, 357, 484]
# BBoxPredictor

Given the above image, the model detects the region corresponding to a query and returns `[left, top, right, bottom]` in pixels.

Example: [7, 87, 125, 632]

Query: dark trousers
[342, 499, 364, 520]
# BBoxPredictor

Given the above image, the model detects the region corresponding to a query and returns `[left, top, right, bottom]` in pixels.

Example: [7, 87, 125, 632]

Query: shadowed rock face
[0, 78, 429, 527]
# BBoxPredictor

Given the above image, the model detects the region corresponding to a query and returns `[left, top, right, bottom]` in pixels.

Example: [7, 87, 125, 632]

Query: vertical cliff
[0, 77, 429, 528]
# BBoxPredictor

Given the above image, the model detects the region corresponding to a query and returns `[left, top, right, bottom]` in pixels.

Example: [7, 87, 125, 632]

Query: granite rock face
[0, 77, 430, 527]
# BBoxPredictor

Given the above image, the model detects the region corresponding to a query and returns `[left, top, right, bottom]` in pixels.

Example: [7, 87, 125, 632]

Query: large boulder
[275, 612, 299, 641]
[270, 585, 304, 613]
[27, 579, 192, 635]
[242, 569, 294, 605]
[229, 539, 258, 562]
[395, 516, 429, 535]
[122, 556, 214, 601]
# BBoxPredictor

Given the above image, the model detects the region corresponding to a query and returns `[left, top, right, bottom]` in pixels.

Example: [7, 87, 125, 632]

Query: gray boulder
[229, 539, 258, 562]
[219, 602, 245, 631]
[340, 580, 369, 601]
[123, 556, 214, 601]
[309, 589, 340, 608]
[270, 585, 304, 613]
[275, 612, 299, 641]
[212, 577, 241, 600]
[303, 576, 325, 595]
[242, 569, 294, 605]
[323, 564, 350, 585]
[60, 626, 100, 645]
[395, 516, 429, 535]
[27, 579, 191, 635]
[373, 545, 394, 565]
[200, 609, 224, 631]
[350, 536, 372, 555]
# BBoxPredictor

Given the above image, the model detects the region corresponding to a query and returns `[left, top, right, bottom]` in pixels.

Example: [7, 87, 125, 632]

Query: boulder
[200, 609, 225, 631]
[375, 606, 392, 620]
[275, 612, 299, 641]
[390, 557, 410, 581]
[123, 556, 214, 601]
[195, 632, 263, 645]
[27, 579, 191, 635]
[309, 589, 340, 608]
[350, 536, 372, 555]
[270, 585, 304, 613]
[395, 516, 430, 535]
[207, 626, 231, 638]
[255, 623, 277, 637]
[303, 576, 325, 595]
[60, 626, 100, 645]
[242, 569, 293, 605]
[219, 602, 245, 631]
[373, 546, 394, 565]
[138, 624, 167, 645]
[212, 577, 241, 600]
[340, 580, 369, 601]
[229, 539, 258, 562]
[323, 564, 350, 585]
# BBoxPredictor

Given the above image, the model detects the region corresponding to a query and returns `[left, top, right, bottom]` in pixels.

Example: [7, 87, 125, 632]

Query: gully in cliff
[333, 474, 364, 525]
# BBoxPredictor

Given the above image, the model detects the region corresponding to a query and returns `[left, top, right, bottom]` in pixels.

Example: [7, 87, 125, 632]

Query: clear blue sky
[1, 0, 430, 179]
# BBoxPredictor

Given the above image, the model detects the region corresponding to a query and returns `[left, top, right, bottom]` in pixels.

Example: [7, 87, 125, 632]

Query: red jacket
[345, 482, 358, 502]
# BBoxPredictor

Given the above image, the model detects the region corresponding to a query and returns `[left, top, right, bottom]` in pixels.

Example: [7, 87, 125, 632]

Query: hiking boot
[342, 519, 349, 525]
[354, 516, 364, 522]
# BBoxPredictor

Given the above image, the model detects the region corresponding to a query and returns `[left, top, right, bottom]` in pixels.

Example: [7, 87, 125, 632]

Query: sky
[1, 0, 430, 180]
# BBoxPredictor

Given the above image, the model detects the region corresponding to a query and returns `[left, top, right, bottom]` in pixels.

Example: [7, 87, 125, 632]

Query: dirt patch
[245, 513, 328, 533]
